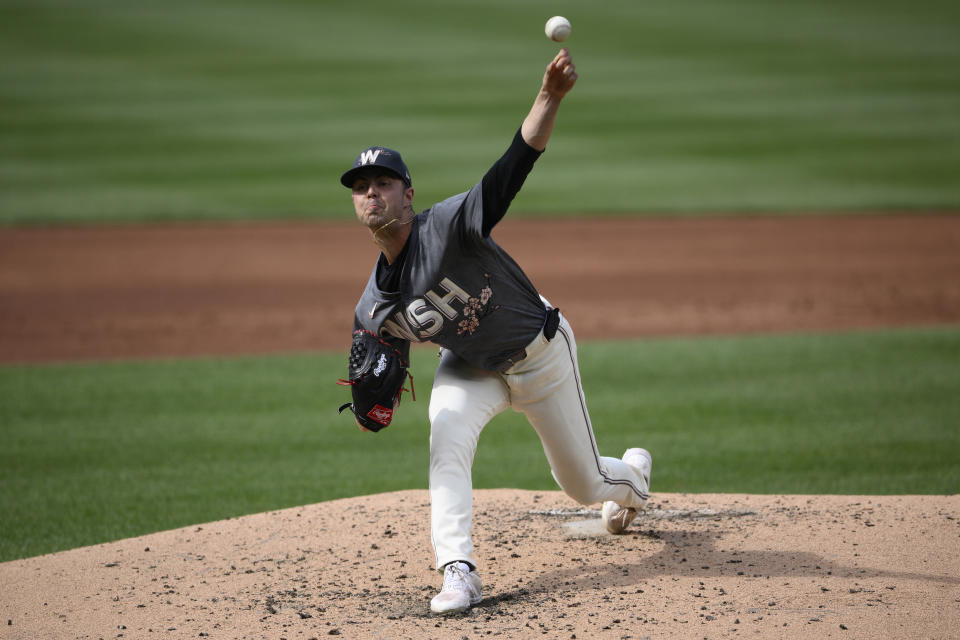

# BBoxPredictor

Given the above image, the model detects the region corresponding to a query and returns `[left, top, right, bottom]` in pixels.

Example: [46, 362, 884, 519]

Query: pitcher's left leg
[429, 349, 510, 572]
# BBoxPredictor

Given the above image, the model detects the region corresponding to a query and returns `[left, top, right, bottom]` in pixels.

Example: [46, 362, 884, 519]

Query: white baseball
[544, 16, 571, 42]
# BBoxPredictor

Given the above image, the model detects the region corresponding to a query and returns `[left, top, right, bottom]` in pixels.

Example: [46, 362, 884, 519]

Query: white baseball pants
[428, 311, 650, 571]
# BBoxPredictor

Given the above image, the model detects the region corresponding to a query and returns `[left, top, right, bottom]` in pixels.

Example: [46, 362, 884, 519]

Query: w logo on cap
[341, 145, 412, 188]
[359, 149, 382, 165]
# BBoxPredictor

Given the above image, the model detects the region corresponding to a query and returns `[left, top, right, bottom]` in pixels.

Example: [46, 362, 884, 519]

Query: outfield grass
[1, 328, 957, 562]
[2, 0, 959, 224]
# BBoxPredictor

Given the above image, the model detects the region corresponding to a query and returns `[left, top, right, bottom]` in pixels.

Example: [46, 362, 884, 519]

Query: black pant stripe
[557, 325, 648, 501]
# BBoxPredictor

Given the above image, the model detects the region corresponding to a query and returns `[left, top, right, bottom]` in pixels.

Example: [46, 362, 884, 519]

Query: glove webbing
[336, 330, 416, 400]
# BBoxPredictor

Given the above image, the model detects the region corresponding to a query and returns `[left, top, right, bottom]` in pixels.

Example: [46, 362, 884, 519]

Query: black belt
[497, 307, 560, 373]
[543, 306, 561, 340]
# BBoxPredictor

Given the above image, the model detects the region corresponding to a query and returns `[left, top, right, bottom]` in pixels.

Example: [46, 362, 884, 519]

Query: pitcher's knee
[551, 469, 605, 506]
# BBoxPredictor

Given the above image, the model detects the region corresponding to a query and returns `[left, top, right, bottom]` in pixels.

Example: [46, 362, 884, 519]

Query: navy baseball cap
[340, 146, 412, 188]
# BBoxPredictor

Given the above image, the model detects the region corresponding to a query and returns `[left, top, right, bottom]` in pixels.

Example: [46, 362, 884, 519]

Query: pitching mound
[2, 490, 957, 639]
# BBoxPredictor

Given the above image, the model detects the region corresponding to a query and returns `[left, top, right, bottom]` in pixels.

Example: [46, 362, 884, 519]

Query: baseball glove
[337, 330, 414, 432]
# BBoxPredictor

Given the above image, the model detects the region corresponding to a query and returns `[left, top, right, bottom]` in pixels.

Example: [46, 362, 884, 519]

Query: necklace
[373, 216, 413, 236]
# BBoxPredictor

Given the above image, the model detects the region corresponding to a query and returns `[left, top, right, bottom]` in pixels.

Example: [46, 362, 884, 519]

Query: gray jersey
[353, 181, 547, 372]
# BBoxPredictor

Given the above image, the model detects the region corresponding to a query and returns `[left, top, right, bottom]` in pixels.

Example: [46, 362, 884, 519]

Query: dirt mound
[2, 490, 957, 639]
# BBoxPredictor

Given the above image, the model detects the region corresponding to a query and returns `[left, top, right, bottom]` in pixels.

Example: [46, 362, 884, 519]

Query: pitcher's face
[351, 170, 413, 230]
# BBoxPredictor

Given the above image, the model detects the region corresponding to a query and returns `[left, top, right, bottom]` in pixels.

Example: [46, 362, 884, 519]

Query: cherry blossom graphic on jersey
[457, 274, 500, 336]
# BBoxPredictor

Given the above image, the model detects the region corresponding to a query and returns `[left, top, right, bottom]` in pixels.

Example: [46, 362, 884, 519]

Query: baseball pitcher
[338, 48, 653, 615]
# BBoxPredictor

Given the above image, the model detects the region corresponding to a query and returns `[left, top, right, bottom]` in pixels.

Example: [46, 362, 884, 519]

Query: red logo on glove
[366, 404, 394, 426]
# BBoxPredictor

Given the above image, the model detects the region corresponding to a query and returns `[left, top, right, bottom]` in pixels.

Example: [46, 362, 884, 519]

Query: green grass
[2, 328, 958, 562]
[2, 0, 959, 224]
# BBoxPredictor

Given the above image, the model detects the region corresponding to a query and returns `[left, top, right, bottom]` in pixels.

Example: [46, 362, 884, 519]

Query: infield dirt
[2, 214, 959, 363]
[1, 214, 958, 639]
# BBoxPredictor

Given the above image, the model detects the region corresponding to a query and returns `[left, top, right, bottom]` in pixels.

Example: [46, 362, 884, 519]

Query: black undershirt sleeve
[480, 128, 543, 237]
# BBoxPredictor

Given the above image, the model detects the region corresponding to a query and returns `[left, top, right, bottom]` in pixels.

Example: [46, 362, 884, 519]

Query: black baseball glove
[337, 330, 414, 432]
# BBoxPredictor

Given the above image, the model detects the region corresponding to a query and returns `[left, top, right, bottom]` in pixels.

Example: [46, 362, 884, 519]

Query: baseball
[544, 16, 571, 42]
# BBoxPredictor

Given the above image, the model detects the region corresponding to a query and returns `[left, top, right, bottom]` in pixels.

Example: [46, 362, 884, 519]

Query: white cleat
[430, 561, 482, 614]
[601, 448, 653, 535]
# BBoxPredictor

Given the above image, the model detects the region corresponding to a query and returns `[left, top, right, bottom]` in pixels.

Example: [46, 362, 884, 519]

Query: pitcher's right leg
[507, 317, 651, 511]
